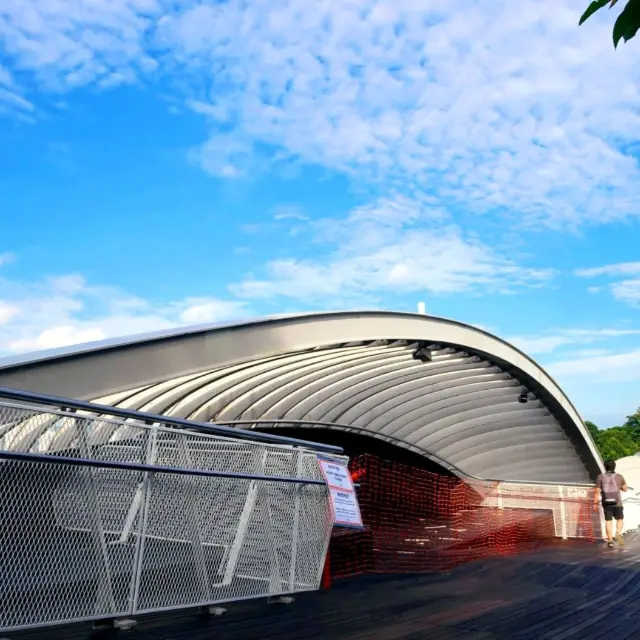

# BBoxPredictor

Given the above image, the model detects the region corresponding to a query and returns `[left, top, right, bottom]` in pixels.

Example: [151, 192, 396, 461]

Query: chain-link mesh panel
[0, 401, 336, 632]
[483, 481, 594, 540]
[0, 459, 139, 630]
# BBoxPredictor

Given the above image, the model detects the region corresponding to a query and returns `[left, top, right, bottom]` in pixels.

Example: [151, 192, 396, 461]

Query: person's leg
[615, 507, 624, 545]
[604, 508, 614, 545]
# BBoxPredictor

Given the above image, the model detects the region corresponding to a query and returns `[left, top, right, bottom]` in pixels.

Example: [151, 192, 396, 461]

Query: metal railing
[0, 385, 343, 454]
[0, 397, 340, 632]
[480, 481, 596, 540]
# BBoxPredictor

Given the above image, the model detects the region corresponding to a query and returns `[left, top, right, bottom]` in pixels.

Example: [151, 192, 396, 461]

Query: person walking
[593, 459, 628, 548]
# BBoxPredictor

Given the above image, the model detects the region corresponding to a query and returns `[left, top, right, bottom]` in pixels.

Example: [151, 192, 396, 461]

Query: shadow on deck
[12, 535, 640, 640]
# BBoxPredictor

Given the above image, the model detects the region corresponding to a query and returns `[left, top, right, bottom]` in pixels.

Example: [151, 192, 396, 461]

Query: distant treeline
[586, 408, 640, 461]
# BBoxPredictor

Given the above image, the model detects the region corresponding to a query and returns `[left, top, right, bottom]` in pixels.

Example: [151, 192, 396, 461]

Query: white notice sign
[317, 456, 363, 529]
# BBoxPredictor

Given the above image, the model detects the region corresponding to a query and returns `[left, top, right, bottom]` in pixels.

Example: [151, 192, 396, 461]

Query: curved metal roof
[0, 310, 602, 484]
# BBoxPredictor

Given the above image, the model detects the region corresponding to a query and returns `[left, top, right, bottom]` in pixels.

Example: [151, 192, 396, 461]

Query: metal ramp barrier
[0, 389, 343, 633]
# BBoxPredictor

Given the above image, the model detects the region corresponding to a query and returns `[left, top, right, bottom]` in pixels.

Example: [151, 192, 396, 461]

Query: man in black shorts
[593, 459, 628, 548]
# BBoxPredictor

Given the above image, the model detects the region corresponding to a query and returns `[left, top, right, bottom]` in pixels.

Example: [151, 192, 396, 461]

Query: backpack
[601, 473, 619, 505]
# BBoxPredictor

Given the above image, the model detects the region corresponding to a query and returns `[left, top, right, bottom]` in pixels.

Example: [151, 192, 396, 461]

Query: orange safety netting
[329, 454, 598, 579]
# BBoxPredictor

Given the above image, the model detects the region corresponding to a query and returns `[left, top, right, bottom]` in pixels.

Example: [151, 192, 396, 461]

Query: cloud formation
[0, 269, 248, 356]
[0, 0, 159, 92]
[508, 327, 640, 355]
[1, 0, 639, 229]
[230, 197, 552, 305]
[160, 0, 640, 228]
[546, 348, 640, 382]
[576, 262, 640, 305]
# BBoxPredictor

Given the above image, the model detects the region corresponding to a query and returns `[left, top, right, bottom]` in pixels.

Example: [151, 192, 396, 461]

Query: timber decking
[12, 536, 640, 640]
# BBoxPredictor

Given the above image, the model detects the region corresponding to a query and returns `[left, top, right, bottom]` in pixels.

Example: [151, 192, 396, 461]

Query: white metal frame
[0, 402, 338, 633]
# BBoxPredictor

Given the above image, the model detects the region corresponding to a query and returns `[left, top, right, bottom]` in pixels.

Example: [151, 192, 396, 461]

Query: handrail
[0, 449, 327, 485]
[0, 386, 343, 455]
[479, 477, 593, 489]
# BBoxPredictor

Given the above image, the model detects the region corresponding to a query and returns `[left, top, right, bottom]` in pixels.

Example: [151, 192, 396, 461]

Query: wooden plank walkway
[12, 535, 640, 640]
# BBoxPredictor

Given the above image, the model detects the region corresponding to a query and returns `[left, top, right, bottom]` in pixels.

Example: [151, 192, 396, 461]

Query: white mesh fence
[0, 401, 337, 632]
[479, 481, 596, 539]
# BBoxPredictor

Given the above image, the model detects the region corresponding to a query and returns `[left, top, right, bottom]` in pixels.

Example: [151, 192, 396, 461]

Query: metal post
[119, 484, 144, 544]
[221, 450, 266, 586]
[558, 486, 568, 540]
[128, 427, 157, 614]
[77, 419, 117, 616]
[265, 496, 283, 595]
[321, 551, 332, 590]
[288, 449, 303, 592]
[178, 434, 211, 602]
[315, 468, 334, 590]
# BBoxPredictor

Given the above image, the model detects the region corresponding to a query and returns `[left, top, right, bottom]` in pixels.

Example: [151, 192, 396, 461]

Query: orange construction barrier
[328, 454, 597, 579]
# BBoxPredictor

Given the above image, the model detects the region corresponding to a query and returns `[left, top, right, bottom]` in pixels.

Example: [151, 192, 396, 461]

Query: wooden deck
[14, 535, 640, 640]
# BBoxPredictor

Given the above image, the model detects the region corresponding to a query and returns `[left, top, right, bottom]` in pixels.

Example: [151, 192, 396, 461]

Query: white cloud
[508, 328, 640, 355]
[502, 330, 640, 423]
[273, 204, 307, 221]
[0, 1, 638, 228]
[230, 196, 553, 305]
[611, 279, 640, 304]
[576, 262, 640, 278]
[158, 0, 640, 228]
[0, 0, 160, 117]
[0, 87, 34, 111]
[240, 223, 262, 234]
[0, 302, 20, 326]
[0, 64, 14, 87]
[0, 270, 249, 356]
[0, 0, 160, 85]
[176, 298, 248, 325]
[562, 348, 611, 359]
[0, 86, 36, 121]
[576, 262, 640, 304]
[547, 349, 640, 382]
[8, 326, 107, 353]
[527, 335, 640, 424]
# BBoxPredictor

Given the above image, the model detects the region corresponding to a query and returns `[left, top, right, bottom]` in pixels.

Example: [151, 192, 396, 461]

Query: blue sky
[1, 0, 640, 428]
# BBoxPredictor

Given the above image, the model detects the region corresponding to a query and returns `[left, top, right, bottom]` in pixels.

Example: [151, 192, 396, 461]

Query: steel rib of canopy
[78, 341, 590, 484]
[0, 311, 600, 484]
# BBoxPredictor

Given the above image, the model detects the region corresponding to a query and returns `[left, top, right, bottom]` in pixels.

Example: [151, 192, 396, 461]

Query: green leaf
[579, 0, 612, 25]
[613, 0, 640, 46]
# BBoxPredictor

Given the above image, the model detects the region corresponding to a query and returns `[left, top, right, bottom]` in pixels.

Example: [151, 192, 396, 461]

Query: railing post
[321, 550, 332, 590]
[221, 450, 266, 586]
[128, 427, 157, 614]
[265, 491, 284, 595]
[178, 434, 211, 602]
[77, 419, 117, 616]
[558, 486, 568, 540]
[288, 449, 304, 592]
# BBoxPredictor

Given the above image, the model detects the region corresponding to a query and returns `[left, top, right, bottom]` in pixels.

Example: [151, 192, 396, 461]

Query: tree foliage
[588, 407, 640, 461]
[585, 420, 599, 440]
[580, 0, 640, 47]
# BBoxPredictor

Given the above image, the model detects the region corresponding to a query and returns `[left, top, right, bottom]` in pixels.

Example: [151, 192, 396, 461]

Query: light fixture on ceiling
[412, 341, 433, 363]
[518, 390, 530, 404]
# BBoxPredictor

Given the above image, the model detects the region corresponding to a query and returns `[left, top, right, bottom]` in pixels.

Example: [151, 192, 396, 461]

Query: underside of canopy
[0, 311, 602, 484]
